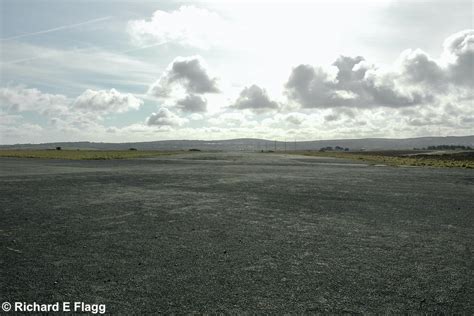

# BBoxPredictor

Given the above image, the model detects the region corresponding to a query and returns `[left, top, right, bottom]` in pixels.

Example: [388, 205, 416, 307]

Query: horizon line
[1, 135, 473, 146]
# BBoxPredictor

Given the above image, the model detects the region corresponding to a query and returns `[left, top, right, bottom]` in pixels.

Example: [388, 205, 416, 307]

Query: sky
[0, 0, 473, 144]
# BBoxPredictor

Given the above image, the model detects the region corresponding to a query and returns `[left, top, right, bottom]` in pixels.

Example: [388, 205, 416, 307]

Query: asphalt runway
[1, 152, 473, 313]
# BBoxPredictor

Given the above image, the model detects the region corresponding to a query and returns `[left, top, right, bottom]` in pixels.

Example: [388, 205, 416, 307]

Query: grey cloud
[394, 30, 473, 89]
[443, 29, 474, 87]
[399, 49, 446, 89]
[170, 58, 219, 93]
[74, 89, 142, 114]
[285, 113, 306, 125]
[324, 107, 357, 122]
[148, 80, 171, 98]
[231, 84, 279, 112]
[176, 94, 207, 113]
[285, 65, 339, 108]
[324, 114, 339, 122]
[285, 30, 473, 110]
[335, 107, 356, 118]
[461, 116, 474, 124]
[285, 61, 424, 109]
[146, 107, 187, 126]
[363, 71, 430, 107]
[149, 56, 219, 97]
[333, 55, 366, 86]
[407, 118, 438, 127]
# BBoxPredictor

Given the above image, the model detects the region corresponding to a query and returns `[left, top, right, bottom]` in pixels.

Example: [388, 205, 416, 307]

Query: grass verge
[0, 149, 182, 160]
[290, 151, 474, 169]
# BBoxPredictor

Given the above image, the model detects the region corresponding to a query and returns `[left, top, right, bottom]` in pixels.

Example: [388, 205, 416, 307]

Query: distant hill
[1, 136, 473, 151]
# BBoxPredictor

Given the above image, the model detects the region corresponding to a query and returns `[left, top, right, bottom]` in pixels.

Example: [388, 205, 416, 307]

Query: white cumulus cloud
[0, 85, 69, 115]
[73, 89, 143, 114]
[127, 6, 229, 49]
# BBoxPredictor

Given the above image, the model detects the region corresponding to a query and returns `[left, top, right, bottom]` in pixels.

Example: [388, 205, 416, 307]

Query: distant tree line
[319, 146, 350, 152]
[416, 145, 473, 150]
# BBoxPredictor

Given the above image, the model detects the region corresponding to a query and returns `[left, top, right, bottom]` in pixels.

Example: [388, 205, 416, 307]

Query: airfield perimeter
[1, 152, 473, 313]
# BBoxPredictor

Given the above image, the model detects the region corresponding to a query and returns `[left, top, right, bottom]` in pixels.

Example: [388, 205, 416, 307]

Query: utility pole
[274, 140, 277, 151]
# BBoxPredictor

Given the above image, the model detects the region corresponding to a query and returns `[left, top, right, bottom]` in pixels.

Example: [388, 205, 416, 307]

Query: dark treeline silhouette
[320, 146, 350, 152]
[423, 145, 473, 150]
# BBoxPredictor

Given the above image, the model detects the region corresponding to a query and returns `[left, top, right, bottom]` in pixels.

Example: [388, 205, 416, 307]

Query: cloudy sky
[0, 0, 472, 144]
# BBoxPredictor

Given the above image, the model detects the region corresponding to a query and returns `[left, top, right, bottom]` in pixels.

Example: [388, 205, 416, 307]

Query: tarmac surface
[1, 152, 473, 313]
